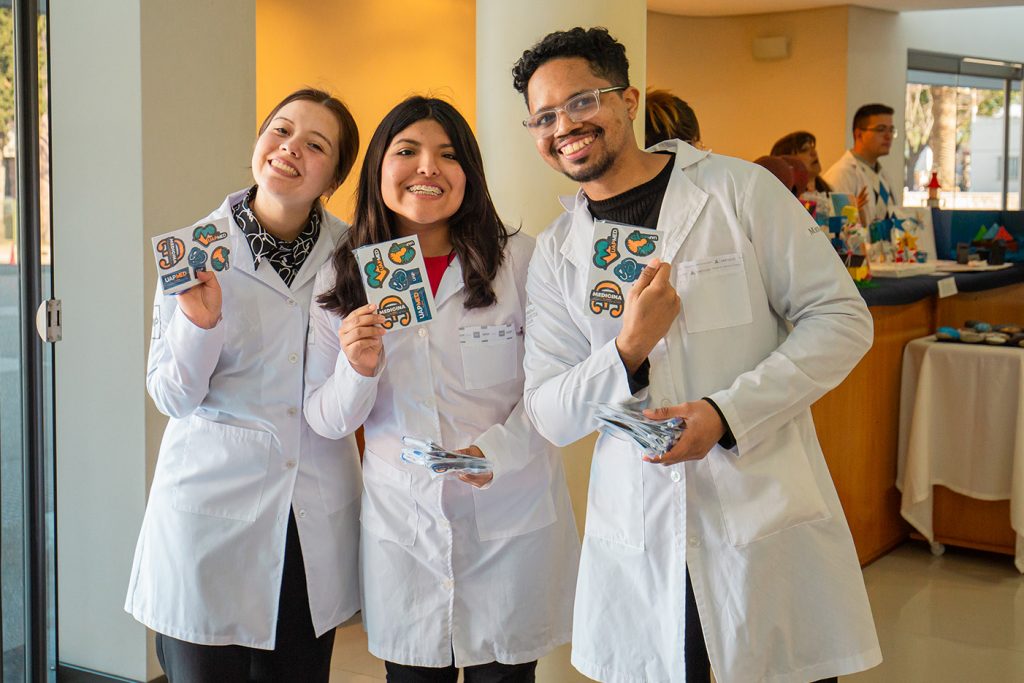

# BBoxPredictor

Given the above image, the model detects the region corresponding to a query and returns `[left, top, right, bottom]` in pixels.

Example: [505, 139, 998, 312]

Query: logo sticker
[410, 287, 432, 323]
[210, 246, 230, 272]
[160, 268, 191, 290]
[156, 237, 186, 269]
[188, 246, 208, 272]
[193, 223, 228, 246]
[364, 248, 390, 288]
[593, 227, 620, 269]
[378, 295, 411, 329]
[625, 230, 658, 256]
[388, 267, 423, 292]
[589, 280, 624, 318]
[613, 258, 645, 283]
[388, 240, 417, 265]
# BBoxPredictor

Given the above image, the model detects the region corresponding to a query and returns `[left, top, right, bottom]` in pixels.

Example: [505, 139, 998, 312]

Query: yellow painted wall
[256, 0, 476, 222]
[647, 7, 849, 170]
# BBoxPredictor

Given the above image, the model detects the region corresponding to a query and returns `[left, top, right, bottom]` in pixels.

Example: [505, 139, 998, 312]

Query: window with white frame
[904, 50, 1023, 210]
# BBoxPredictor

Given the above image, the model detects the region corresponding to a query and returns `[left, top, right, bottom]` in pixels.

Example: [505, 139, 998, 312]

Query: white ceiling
[647, 0, 1024, 16]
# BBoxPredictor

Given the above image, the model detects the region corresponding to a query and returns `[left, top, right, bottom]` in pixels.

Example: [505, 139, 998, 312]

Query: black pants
[155, 511, 336, 683]
[684, 571, 837, 683]
[385, 659, 537, 683]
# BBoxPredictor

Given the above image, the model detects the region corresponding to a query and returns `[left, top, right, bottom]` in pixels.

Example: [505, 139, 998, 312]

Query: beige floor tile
[329, 543, 1024, 682]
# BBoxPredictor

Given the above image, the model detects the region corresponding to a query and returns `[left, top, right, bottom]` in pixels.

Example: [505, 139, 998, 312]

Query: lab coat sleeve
[303, 268, 380, 440]
[706, 167, 873, 456]
[523, 233, 640, 447]
[145, 285, 226, 419]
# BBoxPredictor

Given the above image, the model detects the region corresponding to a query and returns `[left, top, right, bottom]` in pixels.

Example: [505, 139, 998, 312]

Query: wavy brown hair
[319, 97, 509, 317]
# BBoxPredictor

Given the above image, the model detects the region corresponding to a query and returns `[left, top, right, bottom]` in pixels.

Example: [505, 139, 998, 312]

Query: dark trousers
[155, 511, 336, 683]
[684, 570, 837, 683]
[385, 659, 537, 683]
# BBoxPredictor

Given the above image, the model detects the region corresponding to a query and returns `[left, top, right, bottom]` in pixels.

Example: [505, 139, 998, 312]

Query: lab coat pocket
[172, 417, 272, 522]
[360, 449, 418, 546]
[472, 454, 556, 541]
[459, 324, 518, 390]
[706, 420, 831, 546]
[676, 253, 753, 333]
[584, 436, 645, 550]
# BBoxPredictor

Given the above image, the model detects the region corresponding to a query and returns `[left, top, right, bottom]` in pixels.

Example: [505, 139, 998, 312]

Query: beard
[553, 127, 617, 183]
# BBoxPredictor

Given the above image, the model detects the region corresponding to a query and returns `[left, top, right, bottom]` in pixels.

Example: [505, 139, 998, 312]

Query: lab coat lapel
[650, 143, 709, 264]
[559, 189, 596, 272]
[432, 254, 465, 309]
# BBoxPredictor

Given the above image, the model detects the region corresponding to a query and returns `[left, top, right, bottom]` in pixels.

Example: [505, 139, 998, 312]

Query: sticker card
[586, 219, 662, 318]
[151, 217, 232, 294]
[353, 234, 435, 330]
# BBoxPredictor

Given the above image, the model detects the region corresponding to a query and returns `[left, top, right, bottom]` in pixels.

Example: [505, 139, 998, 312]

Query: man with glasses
[823, 103, 900, 226]
[513, 26, 881, 683]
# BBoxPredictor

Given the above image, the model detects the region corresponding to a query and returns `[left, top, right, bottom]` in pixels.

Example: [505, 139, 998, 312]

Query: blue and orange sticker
[355, 235, 436, 331]
[586, 220, 662, 317]
[152, 217, 234, 295]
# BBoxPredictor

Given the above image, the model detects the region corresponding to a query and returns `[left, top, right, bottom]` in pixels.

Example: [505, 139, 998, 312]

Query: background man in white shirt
[823, 103, 899, 226]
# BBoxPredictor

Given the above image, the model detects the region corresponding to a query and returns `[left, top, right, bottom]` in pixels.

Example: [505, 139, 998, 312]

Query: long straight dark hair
[319, 97, 509, 316]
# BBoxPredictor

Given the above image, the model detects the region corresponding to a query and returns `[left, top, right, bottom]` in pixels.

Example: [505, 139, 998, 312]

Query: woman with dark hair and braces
[304, 96, 579, 683]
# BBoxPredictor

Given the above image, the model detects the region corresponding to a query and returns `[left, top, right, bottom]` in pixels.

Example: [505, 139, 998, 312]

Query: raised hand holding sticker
[353, 234, 436, 331]
[151, 217, 234, 294]
[586, 220, 663, 317]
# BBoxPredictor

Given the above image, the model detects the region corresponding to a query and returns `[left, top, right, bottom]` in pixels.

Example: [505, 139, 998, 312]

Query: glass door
[0, 0, 55, 680]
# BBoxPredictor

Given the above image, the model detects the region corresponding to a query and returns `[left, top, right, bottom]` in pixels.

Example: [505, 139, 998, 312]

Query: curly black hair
[511, 27, 630, 103]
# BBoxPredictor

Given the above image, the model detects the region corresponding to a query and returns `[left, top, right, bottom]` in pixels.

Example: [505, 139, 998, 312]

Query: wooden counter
[811, 281, 1024, 566]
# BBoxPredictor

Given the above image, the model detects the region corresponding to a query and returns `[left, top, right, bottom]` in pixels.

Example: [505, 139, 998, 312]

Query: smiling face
[525, 57, 638, 184]
[251, 99, 341, 211]
[380, 118, 466, 238]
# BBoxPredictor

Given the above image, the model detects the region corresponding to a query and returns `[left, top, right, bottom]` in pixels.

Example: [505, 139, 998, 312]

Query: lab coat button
[298, 509, 307, 518]
[288, 353, 299, 364]
[418, 328, 427, 338]
[661, 399, 671, 407]
[285, 459, 296, 469]
[688, 535, 701, 548]
[287, 298, 296, 307]
[442, 578, 454, 590]
[287, 407, 298, 417]
[670, 470, 681, 483]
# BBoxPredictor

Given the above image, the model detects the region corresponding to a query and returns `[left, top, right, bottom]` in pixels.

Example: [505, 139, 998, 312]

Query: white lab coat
[524, 141, 882, 683]
[822, 149, 900, 225]
[125, 189, 362, 648]
[304, 231, 580, 667]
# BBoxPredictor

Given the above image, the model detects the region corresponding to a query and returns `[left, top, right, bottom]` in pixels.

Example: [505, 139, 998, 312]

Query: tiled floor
[330, 541, 1024, 682]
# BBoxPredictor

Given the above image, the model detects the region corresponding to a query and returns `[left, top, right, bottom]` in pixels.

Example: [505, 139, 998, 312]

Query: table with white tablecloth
[897, 336, 1024, 572]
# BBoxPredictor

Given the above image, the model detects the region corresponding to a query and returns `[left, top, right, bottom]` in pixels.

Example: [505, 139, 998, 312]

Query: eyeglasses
[859, 125, 898, 138]
[522, 86, 627, 138]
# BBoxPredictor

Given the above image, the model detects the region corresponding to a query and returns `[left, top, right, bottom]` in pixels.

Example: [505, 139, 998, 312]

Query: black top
[587, 153, 674, 230]
[232, 185, 321, 288]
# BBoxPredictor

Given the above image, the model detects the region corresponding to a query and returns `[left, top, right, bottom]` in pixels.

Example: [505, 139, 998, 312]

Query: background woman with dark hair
[304, 96, 579, 683]
[771, 130, 832, 193]
[645, 88, 701, 148]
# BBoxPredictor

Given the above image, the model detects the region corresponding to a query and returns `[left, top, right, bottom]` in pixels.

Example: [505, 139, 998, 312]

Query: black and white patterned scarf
[232, 185, 321, 288]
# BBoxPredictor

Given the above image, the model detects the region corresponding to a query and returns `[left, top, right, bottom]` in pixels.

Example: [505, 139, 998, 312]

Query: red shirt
[423, 252, 455, 296]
